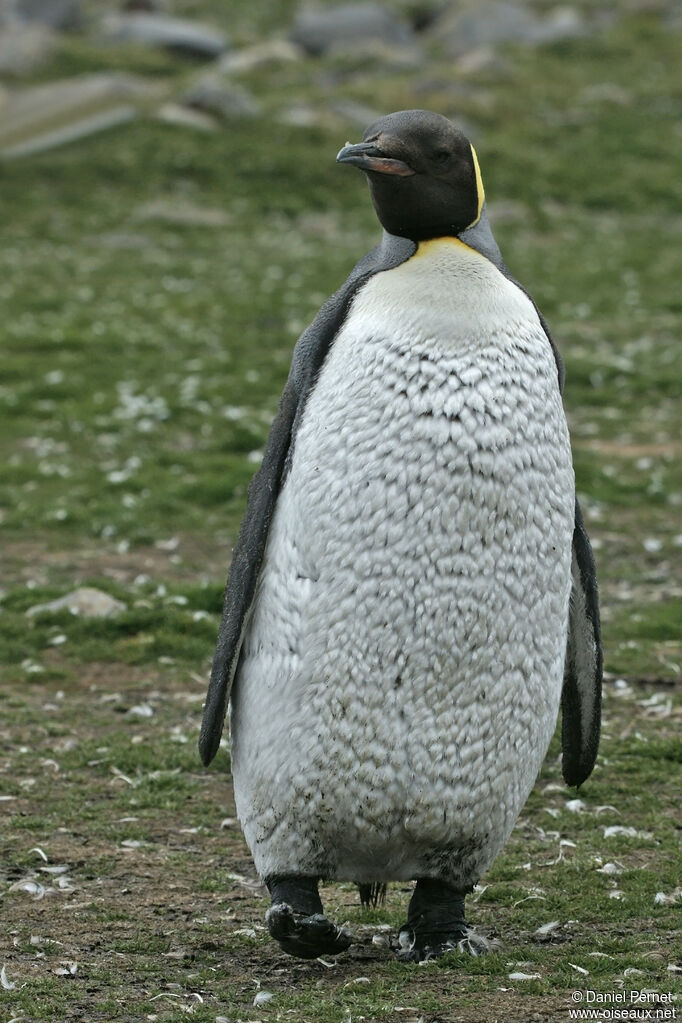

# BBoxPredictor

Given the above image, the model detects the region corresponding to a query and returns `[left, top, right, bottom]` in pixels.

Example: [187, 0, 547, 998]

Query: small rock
[156, 101, 217, 131]
[183, 77, 260, 120]
[27, 587, 127, 619]
[291, 2, 415, 56]
[433, 2, 586, 57]
[328, 98, 383, 128]
[133, 198, 230, 227]
[0, 73, 157, 159]
[0, 0, 81, 31]
[100, 13, 229, 59]
[217, 38, 304, 75]
[0, 21, 55, 76]
[454, 45, 510, 75]
[279, 102, 321, 128]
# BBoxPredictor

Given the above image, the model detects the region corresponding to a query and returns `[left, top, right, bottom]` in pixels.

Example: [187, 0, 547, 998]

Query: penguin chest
[232, 239, 575, 882]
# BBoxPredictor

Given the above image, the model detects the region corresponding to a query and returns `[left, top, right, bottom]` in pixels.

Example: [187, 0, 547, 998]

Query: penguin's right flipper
[561, 497, 603, 788]
[198, 233, 417, 767]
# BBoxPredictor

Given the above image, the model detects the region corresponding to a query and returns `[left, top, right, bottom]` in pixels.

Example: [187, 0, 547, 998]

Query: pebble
[290, 2, 415, 56]
[100, 12, 229, 59]
[27, 587, 127, 619]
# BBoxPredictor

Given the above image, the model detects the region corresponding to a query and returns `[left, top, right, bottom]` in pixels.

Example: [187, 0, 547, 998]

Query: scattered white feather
[534, 921, 560, 937]
[564, 799, 586, 813]
[654, 888, 681, 906]
[253, 991, 274, 1006]
[668, 964, 682, 973]
[608, 890, 625, 900]
[128, 703, 154, 717]
[513, 893, 546, 907]
[29, 846, 48, 862]
[110, 766, 136, 787]
[603, 825, 652, 839]
[9, 880, 47, 899]
[1, 966, 17, 990]
[54, 962, 77, 977]
[569, 963, 589, 975]
[508, 972, 541, 981]
[596, 862, 623, 875]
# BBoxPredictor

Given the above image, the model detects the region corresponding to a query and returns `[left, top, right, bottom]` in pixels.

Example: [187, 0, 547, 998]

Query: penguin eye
[434, 149, 451, 165]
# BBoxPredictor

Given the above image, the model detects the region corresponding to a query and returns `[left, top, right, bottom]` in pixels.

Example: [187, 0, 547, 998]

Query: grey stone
[0, 0, 81, 31]
[434, 2, 586, 57]
[217, 38, 304, 75]
[133, 199, 231, 227]
[279, 102, 322, 128]
[0, 73, 158, 159]
[27, 587, 127, 619]
[183, 77, 260, 120]
[155, 101, 217, 131]
[100, 13, 229, 59]
[0, 21, 55, 76]
[291, 2, 415, 56]
[328, 98, 383, 128]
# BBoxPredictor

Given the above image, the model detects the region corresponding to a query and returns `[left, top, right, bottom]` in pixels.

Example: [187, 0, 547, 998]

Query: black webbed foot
[397, 877, 472, 963]
[265, 876, 353, 960]
[266, 902, 353, 959]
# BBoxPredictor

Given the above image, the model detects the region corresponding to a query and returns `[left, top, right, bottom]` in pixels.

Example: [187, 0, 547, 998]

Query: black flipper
[198, 232, 416, 766]
[561, 497, 603, 788]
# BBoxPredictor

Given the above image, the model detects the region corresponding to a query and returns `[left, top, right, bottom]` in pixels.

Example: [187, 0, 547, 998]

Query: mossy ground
[1, 5, 680, 1022]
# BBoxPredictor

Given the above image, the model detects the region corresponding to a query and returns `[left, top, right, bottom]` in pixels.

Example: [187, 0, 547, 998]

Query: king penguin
[199, 109, 602, 962]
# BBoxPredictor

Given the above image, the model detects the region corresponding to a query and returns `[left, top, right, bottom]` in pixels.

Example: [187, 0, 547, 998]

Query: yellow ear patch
[469, 144, 485, 227]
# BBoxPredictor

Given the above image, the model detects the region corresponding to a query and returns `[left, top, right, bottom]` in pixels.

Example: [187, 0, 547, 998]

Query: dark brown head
[337, 109, 484, 241]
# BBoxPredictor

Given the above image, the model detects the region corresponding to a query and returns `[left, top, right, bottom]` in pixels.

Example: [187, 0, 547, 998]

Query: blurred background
[1, 0, 680, 684]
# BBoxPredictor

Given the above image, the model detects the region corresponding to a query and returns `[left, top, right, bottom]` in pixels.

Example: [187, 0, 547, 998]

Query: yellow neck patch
[469, 143, 485, 227]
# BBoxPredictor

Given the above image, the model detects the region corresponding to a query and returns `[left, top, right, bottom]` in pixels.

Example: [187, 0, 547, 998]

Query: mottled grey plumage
[199, 109, 602, 962]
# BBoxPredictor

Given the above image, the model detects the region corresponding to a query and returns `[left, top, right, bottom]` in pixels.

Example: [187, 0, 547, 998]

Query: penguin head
[336, 109, 484, 241]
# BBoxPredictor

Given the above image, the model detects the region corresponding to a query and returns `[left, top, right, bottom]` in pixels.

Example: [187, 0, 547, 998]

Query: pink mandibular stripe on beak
[336, 142, 416, 177]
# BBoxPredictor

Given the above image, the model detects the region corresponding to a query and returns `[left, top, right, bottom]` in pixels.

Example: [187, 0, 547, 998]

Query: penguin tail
[356, 882, 388, 908]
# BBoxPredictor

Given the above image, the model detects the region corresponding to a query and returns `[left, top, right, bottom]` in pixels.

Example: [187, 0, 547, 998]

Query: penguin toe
[397, 925, 470, 963]
[266, 902, 353, 960]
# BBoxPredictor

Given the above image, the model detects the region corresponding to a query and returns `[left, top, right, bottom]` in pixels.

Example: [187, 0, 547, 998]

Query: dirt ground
[2, 657, 680, 1023]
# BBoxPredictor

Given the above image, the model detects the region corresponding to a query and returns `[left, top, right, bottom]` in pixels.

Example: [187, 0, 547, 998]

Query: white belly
[231, 238, 574, 885]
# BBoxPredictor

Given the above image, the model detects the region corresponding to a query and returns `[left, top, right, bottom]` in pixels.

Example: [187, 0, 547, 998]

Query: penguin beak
[336, 141, 415, 177]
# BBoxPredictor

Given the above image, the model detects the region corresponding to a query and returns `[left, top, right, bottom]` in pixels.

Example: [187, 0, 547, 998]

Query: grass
[1, 4, 681, 1021]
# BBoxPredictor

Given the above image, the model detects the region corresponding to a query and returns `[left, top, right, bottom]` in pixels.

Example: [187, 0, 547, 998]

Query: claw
[266, 902, 353, 960]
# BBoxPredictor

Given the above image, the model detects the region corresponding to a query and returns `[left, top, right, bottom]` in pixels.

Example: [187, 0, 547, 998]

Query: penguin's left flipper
[561, 497, 603, 788]
[198, 234, 416, 767]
